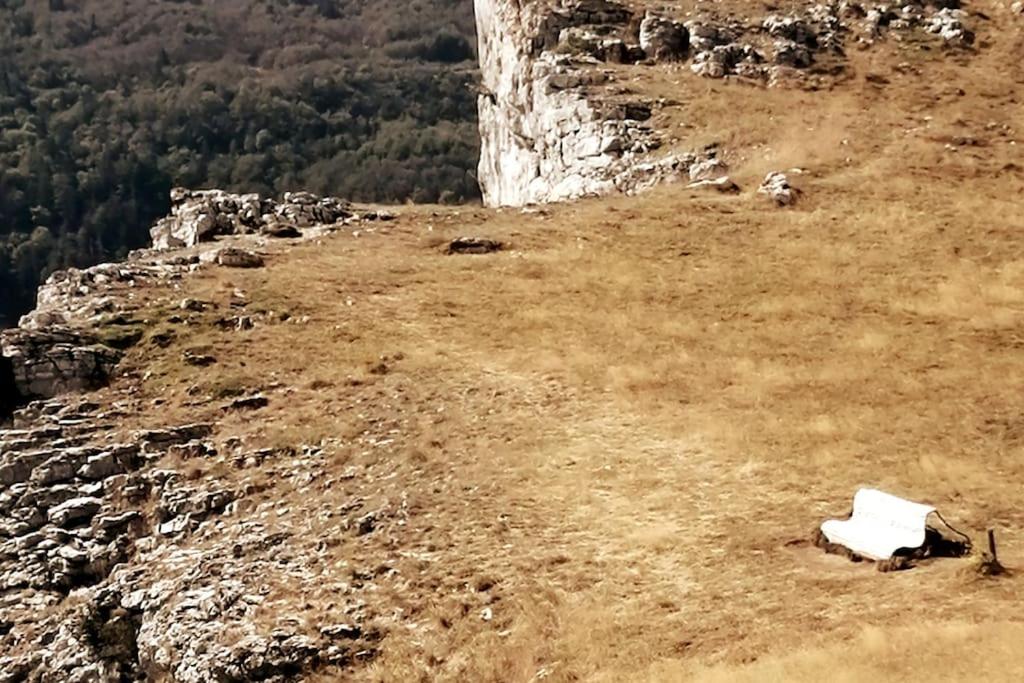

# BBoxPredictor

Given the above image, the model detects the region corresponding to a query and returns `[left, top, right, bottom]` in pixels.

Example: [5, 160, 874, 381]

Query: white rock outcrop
[474, 0, 689, 207]
[639, 12, 689, 62]
[474, 0, 979, 208]
[151, 188, 357, 250]
[758, 172, 799, 206]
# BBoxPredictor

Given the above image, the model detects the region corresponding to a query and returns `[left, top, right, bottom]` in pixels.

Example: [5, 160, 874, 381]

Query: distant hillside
[0, 0, 479, 326]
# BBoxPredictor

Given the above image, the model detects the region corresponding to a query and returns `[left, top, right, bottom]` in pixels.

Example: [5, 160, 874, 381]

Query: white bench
[820, 488, 936, 561]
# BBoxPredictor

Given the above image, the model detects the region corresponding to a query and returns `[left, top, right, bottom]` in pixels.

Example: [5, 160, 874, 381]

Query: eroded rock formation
[0, 397, 378, 680]
[0, 257, 193, 408]
[0, 191, 398, 680]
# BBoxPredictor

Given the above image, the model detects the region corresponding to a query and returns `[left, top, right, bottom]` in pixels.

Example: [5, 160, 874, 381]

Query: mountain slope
[0, 0, 479, 327]
[3, 0, 1024, 680]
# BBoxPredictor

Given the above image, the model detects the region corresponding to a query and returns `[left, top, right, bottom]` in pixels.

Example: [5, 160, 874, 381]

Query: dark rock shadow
[0, 354, 22, 422]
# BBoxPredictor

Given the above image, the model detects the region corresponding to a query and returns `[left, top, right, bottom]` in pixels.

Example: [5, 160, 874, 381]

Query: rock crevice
[0, 355, 21, 422]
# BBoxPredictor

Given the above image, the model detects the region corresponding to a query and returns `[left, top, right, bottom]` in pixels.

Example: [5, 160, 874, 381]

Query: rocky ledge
[0, 189, 393, 417]
[0, 190, 398, 680]
[150, 188, 389, 250]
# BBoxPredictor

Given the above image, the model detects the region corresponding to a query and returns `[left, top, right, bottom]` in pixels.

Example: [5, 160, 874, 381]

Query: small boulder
[758, 172, 799, 206]
[447, 238, 503, 255]
[361, 210, 397, 222]
[762, 15, 817, 45]
[179, 298, 208, 312]
[214, 248, 264, 269]
[687, 176, 741, 194]
[926, 8, 974, 46]
[48, 497, 103, 527]
[689, 157, 729, 182]
[261, 223, 302, 239]
[639, 12, 689, 62]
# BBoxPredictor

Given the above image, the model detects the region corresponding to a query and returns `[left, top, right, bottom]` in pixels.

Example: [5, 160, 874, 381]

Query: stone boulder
[691, 43, 764, 79]
[0, 328, 122, 401]
[758, 172, 799, 206]
[762, 15, 818, 46]
[686, 21, 739, 52]
[447, 238, 504, 255]
[688, 156, 729, 182]
[926, 8, 974, 45]
[687, 176, 741, 194]
[214, 248, 265, 269]
[639, 12, 688, 62]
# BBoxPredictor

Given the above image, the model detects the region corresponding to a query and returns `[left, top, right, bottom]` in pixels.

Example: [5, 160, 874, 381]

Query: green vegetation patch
[0, 0, 481, 326]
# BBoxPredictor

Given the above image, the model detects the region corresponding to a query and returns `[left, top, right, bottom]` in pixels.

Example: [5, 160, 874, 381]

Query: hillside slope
[3, 0, 1024, 681]
[0, 0, 478, 327]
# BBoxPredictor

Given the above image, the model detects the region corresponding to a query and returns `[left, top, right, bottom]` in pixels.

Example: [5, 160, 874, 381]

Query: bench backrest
[852, 487, 935, 536]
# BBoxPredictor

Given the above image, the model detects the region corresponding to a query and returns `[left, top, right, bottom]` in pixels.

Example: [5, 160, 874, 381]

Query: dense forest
[0, 0, 480, 327]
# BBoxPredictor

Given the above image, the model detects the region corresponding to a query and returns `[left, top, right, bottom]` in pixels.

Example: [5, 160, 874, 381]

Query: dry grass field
[86, 3, 1024, 681]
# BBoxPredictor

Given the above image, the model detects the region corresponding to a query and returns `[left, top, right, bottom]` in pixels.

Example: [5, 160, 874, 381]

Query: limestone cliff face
[474, 0, 686, 207]
[474, 0, 539, 206]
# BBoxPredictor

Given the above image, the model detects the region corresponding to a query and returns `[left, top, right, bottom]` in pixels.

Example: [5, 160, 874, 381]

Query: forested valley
[0, 0, 479, 326]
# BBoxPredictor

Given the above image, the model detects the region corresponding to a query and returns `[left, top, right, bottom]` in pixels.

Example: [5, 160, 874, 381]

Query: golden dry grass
[97, 3, 1024, 681]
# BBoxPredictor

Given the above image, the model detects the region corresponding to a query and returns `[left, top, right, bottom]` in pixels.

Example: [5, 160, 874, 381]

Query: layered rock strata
[0, 191, 398, 679]
[0, 397, 381, 680]
[1, 256, 196, 410]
